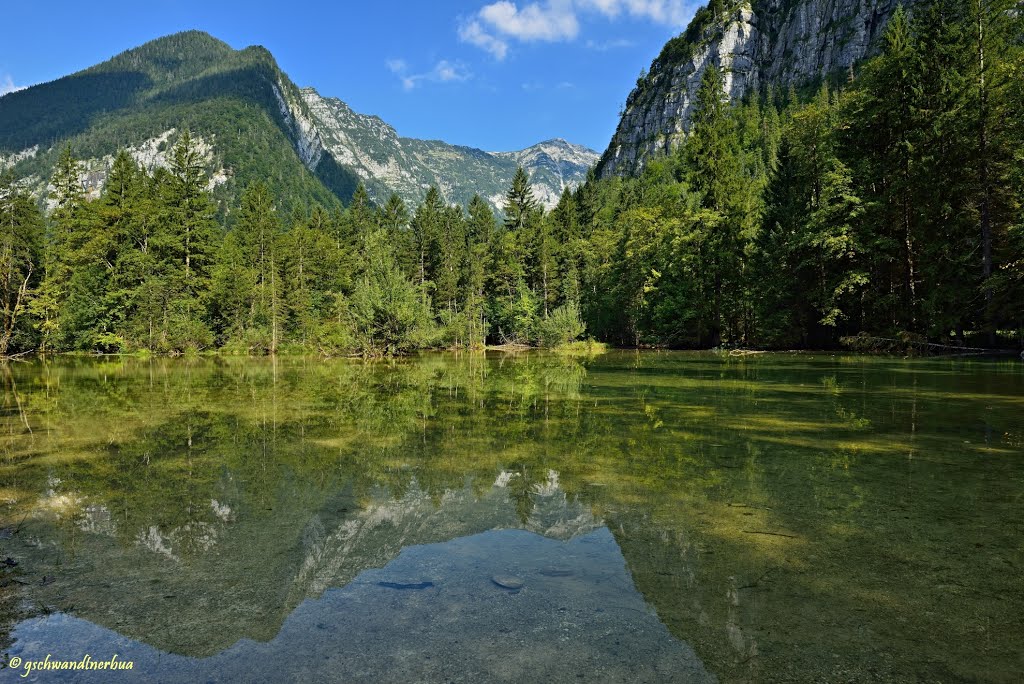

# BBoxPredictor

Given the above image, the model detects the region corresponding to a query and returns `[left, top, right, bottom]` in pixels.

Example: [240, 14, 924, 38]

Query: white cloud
[434, 60, 469, 82]
[579, 0, 693, 25]
[458, 20, 509, 60]
[479, 0, 579, 41]
[388, 59, 471, 91]
[0, 75, 25, 96]
[459, 0, 693, 57]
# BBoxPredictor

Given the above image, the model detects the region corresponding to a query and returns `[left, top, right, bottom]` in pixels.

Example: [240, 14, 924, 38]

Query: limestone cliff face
[301, 87, 598, 211]
[598, 0, 909, 177]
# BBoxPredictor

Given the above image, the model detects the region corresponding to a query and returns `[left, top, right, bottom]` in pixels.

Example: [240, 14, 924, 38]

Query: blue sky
[0, 1, 701, 152]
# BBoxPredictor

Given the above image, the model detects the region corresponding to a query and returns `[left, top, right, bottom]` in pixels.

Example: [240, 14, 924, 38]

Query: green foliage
[5, 6, 1021, 356]
[580, 2, 1023, 349]
[346, 230, 437, 356]
[0, 171, 44, 356]
[537, 303, 587, 348]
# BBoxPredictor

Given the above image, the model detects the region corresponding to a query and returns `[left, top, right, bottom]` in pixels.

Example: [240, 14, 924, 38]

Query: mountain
[302, 89, 597, 210]
[597, 0, 908, 177]
[0, 32, 356, 213]
[0, 31, 597, 213]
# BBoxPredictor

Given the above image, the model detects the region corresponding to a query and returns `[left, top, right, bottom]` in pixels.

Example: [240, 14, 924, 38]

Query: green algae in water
[0, 352, 1022, 681]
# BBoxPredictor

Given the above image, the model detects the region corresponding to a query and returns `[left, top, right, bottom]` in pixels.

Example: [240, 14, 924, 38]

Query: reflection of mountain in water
[9, 528, 714, 683]
[16, 472, 599, 658]
[293, 471, 600, 601]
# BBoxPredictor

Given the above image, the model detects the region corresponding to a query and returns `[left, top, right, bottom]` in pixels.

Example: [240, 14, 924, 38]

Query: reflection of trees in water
[0, 354, 592, 533]
[0, 352, 604, 656]
[2, 354, 1022, 680]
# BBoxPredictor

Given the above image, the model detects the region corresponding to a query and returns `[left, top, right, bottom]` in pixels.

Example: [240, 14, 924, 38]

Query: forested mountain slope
[0, 31, 597, 215]
[0, 31, 355, 214]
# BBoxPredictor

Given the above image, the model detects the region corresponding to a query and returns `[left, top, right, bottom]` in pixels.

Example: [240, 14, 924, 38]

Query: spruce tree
[685, 65, 744, 346]
[231, 181, 284, 352]
[142, 130, 220, 351]
[0, 172, 43, 356]
[411, 187, 443, 292]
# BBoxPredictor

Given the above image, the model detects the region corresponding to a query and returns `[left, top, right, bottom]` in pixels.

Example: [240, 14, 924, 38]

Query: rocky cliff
[302, 87, 598, 210]
[598, 0, 908, 177]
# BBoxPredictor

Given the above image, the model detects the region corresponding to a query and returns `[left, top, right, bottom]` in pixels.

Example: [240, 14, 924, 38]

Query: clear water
[0, 352, 1021, 682]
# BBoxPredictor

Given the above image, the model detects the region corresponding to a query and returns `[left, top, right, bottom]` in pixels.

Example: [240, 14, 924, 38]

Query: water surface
[0, 352, 1021, 682]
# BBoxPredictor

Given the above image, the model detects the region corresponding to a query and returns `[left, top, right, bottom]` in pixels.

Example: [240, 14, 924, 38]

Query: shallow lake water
[0, 352, 1021, 682]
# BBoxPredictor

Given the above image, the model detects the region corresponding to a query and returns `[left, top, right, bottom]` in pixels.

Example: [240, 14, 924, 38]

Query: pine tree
[280, 212, 338, 345]
[379, 192, 409, 233]
[432, 204, 466, 318]
[685, 65, 745, 346]
[89, 150, 146, 350]
[411, 187, 443, 293]
[846, 6, 925, 333]
[962, 0, 1020, 340]
[35, 145, 85, 350]
[345, 183, 377, 243]
[347, 229, 435, 356]
[464, 195, 495, 347]
[0, 172, 43, 356]
[491, 171, 540, 342]
[230, 181, 283, 352]
[167, 130, 218, 305]
[503, 166, 537, 232]
[551, 188, 582, 308]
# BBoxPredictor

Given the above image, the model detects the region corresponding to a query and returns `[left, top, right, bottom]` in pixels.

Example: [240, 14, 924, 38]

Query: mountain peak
[2, 30, 596, 214]
[299, 88, 596, 210]
[100, 30, 236, 74]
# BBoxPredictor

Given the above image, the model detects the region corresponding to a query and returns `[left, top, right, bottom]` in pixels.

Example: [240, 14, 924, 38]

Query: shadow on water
[0, 352, 1022, 681]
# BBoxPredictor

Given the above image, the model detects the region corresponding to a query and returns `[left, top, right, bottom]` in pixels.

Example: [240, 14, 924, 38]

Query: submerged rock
[376, 581, 433, 590]
[491, 575, 524, 591]
[539, 568, 573, 577]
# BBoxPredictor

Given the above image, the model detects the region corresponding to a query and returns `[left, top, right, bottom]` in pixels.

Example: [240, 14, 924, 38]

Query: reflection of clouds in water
[6, 353, 1020, 681]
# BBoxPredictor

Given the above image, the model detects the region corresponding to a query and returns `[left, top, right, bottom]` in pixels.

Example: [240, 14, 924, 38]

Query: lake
[0, 352, 1021, 682]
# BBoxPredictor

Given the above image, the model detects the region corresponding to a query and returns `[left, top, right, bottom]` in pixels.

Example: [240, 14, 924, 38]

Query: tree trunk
[977, 1, 996, 345]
